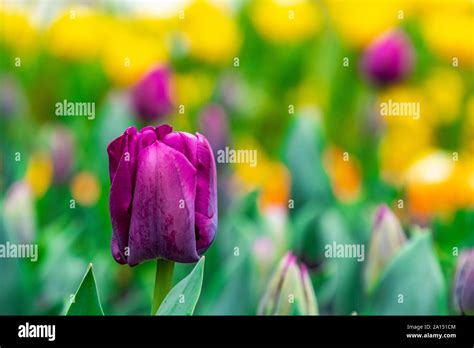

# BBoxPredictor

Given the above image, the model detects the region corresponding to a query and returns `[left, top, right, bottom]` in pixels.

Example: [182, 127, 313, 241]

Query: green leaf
[370, 233, 448, 315]
[236, 190, 260, 221]
[283, 111, 331, 208]
[291, 203, 324, 254]
[157, 256, 205, 315]
[66, 263, 104, 315]
[318, 209, 365, 314]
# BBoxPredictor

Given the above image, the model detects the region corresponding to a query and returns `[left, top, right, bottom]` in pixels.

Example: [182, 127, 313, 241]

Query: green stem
[151, 259, 175, 315]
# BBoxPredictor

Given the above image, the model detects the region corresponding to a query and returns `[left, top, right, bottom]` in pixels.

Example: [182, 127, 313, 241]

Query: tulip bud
[365, 205, 406, 290]
[107, 124, 217, 265]
[131, 66, 174, 122]
[453, 249, 474, 315]
[3, 181, 36, 244]
[258, 252, 318, 315]
[50, 126, 74, 184]
[0, 76, 18, 118]
[253, 236, 276, 276]
[300, 264, 318, 315]
[198, 104, 229, 156]
[361, 30, 414, 86]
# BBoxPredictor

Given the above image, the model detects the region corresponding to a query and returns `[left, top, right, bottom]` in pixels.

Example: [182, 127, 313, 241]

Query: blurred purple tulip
[50, 126, 75, 184]
[107, 124, 217, 265]
[361, 30, 414, 86]
[454, 249, 474, 315]
[0, 76, 20, 118]
[131, 66, 174, 122]
[253, 236, 275, 275]
[199, 104, 229, 155]
[4, 181, 36, 244]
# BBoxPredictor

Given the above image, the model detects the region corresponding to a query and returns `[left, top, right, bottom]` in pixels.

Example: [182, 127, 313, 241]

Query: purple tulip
[4, 181, 36, 244]
[360, 30, 414, 85]
[198, 104, 229, 155]
[0, 76, 17, 118]
[50, 126, 75, 184]
[131, 66, 174, 121]
[454, 249, 474, 315]
[107, 124, 217, 265]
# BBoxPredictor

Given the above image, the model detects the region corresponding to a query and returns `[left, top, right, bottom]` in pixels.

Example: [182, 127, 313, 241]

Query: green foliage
[66, 264, 104, 315]
[370, 233, 448, 315]
[283, 111, 332, 208]
[157, 257, 205, 316]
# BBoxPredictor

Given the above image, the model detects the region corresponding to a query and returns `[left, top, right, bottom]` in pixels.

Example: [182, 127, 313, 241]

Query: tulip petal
[109, 153, 134, 263]
[462, 265, 474, 314]
[195, 212, 217, 254]
[194, 133, 218, 254]
[136, 129, 158, 153]
[108, 127, 145, 264]
[161, 131, 198, 166]
[107, 127, 137, 183]
[111, 233, 126, 264]
[155, 124, 173, 139]
[299, 264, 318, 315]
[128, 140, 199, 264]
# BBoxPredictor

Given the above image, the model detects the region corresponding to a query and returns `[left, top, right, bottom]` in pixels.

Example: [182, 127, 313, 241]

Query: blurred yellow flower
[174, 72, 213, 109]
[450, 158, 474, 209]
[133, 16, 174, 38]
[233, 138, 290, 210]
[102, 22, 167, 87]
[410, 0, 473, 14]
[0, 9, 37, 53]
[323, 146, 361, 203]
[463, 96, 474, 155]
[47, 8, 111, 60]
[293, 83, 322, 108]
[405, 151, 474, 216]
[379, 85, 436, 125]
[180, 1, 240, 64]
[421, 6, 474, 66]
[251, 0, 321, 43]
[378, 85, 433, 184]
[70, 171, 101, 207]
[423, 68, 464, 124]
[25, 151, 52, 198]
[324, 0, 400, 48]
[233, 138, 268, 183]
[379, 129, 430, 185]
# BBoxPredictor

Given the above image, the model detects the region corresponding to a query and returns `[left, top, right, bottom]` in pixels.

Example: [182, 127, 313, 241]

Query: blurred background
[0, 0, 473, 315]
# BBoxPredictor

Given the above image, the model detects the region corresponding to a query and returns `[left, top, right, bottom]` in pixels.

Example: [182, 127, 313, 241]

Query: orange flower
[323, 146, 361, 203]
[233, 139, 290, 210]
[259, 162, 291, 210]
[70, 171, 101, 206]
[405, 151, 474, 217]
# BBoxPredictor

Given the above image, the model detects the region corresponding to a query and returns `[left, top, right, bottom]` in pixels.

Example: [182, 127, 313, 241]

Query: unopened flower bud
[365, 205, 406, 290]
[131, 66, 174, 122]
[361, 30, 414, 86]
[258, 252, 318, 315]
[50, 126, 75, 184]
[453, 249, 474, 315]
